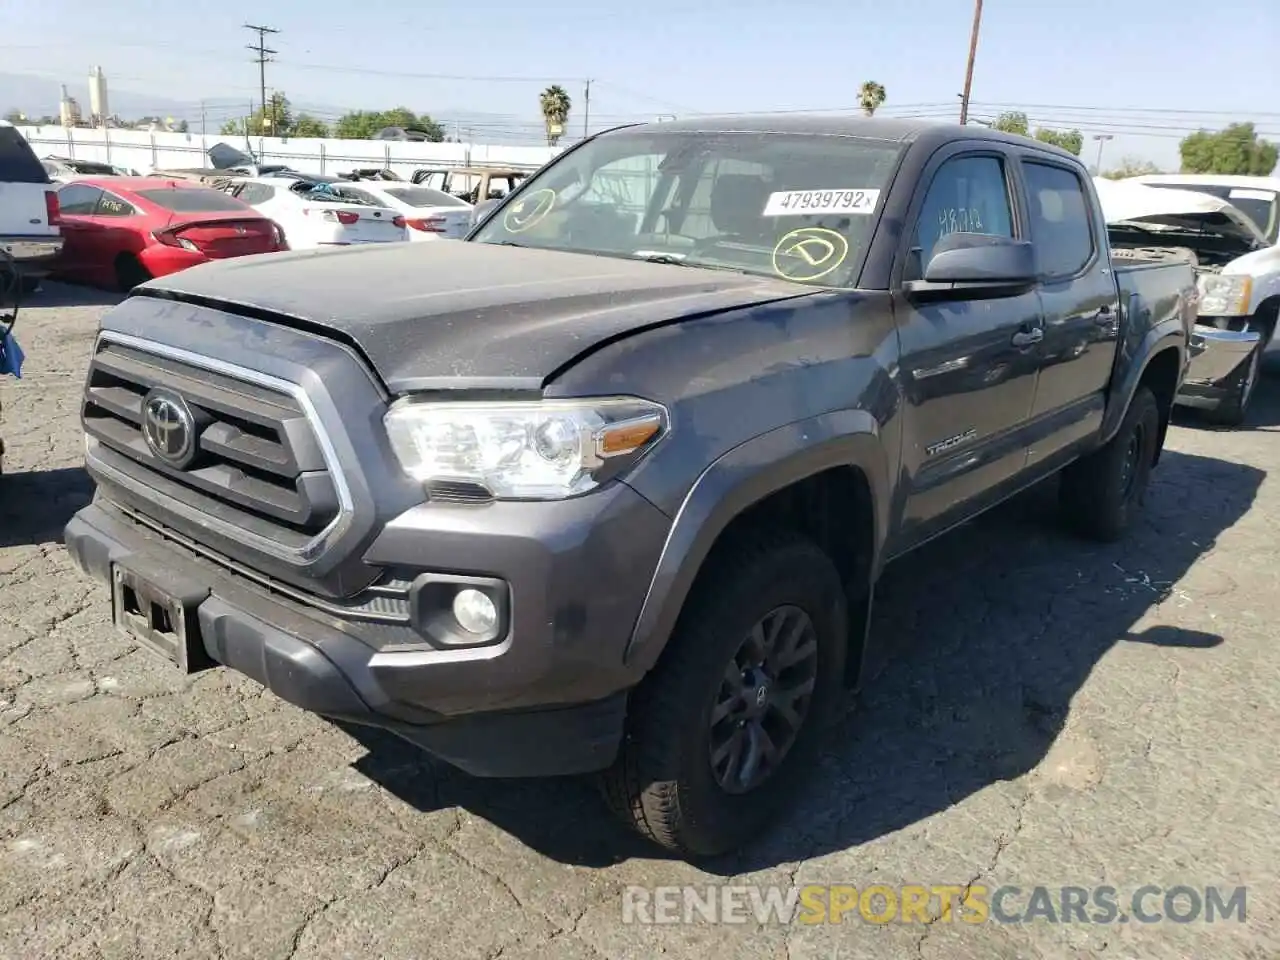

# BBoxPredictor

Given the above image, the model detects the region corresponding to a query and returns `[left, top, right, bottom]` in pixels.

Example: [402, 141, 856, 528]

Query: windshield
[1144, 182, 1278, 244]
[384, 186, 469, 208]
[469, 130, 903, 287]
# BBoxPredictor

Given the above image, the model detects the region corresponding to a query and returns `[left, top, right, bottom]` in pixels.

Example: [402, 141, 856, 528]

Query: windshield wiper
[635, 253, 756, 276]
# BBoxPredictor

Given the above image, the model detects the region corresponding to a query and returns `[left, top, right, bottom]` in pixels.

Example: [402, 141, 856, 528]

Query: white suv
[0, 121, 63, 292]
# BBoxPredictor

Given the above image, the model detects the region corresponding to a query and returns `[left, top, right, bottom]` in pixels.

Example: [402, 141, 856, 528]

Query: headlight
[1197, 274, 1252, 316]
[384, 397, 667, 500]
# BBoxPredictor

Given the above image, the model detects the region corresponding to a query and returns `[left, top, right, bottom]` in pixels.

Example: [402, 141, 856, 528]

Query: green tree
[291, 114, 330, 138]
[990, 111, 1081, 156]
[1179, 123, 1278, 175]
[220, 93, 295, 137]
[1100, 156, 1161, 180]
[333, 108, 442, 141]
[858, 81, 886, 117]
[539, 85, 572, 145]
[1033, 127, 1083, 156]
[992, 111, 1029, 135]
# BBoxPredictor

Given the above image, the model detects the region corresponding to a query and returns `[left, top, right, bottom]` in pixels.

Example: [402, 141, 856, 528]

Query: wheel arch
[1138, 346, 1182, 465]
[1101, 320, 1186, 454]
[623, 409, 890, 688]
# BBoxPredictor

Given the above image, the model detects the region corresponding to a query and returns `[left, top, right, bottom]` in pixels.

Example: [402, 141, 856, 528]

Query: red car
[53, 177, 287, 290]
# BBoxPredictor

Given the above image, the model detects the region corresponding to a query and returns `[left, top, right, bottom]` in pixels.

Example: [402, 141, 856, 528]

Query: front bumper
[65, 490, 669, 777]
[1177, 321, 1261, 402]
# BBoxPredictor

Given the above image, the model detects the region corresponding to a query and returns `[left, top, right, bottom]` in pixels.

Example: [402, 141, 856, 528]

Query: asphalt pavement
[1, 284, 1277, 959]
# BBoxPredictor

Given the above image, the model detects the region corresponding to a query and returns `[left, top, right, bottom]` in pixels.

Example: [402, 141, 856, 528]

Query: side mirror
[905, 232, 1037, 299]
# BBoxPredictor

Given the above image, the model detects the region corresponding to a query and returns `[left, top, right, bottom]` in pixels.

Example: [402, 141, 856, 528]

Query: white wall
[16, 125, 561, 178]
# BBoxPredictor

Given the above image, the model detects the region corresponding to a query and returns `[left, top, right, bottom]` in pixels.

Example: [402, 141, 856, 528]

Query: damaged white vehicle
[1096, 176, 1279, 426]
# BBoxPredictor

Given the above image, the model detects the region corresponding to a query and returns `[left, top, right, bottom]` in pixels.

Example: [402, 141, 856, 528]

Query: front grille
[83, 339, 340, 551]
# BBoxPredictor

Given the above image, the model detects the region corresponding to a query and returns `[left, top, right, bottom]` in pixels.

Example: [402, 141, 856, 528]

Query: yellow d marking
[503, 188, 557, 234]
[771, 227, 849, 282]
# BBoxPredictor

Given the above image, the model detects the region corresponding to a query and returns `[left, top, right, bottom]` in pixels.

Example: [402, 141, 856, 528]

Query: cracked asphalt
[2, 283, 1278, 960]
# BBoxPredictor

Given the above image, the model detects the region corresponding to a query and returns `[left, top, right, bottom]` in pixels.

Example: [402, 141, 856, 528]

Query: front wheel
[600, 529, 847, 858]
[1205, 343, 1262, 428]
[1059, 385, 1161, 543]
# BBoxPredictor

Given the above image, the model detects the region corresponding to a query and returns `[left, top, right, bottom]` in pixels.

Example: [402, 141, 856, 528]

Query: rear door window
[58, 184, 104, 215]
[1022, 161, 1095, 279]
[0, 127, 50, 184]
[95, 191, 137, 217]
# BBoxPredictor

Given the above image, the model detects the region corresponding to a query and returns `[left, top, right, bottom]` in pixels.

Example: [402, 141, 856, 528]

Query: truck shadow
[0, 466, 94, 548]
[339, 447, 1261, 873]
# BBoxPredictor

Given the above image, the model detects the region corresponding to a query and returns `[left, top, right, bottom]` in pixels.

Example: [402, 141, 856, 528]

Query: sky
[3, 0, 1278, 169]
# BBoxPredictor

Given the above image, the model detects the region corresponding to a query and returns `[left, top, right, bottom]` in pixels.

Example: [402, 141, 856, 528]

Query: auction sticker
[763, 188, 880, 217]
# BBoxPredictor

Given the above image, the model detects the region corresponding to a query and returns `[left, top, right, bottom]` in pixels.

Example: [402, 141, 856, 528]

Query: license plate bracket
[111, 563, 214, 674]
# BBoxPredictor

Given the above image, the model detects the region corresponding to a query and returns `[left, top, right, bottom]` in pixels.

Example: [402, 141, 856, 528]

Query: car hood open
[136, 240, 821, 393]
[1094, 177, 1267, 248]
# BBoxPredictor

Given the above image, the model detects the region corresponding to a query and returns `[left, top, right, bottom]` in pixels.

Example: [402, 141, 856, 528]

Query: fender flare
[1100, 314, 1187, 444]
[622, 409, 891, 678]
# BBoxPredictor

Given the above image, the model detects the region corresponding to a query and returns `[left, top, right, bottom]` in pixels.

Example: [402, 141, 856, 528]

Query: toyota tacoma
[66, 117, 1205, 858]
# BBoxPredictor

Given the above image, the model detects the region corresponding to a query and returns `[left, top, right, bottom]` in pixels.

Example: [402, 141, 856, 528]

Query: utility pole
[958, 0, 983, 125]
[1093, 134, 1114, 173]
[199, 101, 206, 138]
[583, 78, 592, 139]
[244, 23, 280, 135]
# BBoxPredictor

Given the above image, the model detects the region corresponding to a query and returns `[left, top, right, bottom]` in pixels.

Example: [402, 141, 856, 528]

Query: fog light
[452, 588, 497, 635]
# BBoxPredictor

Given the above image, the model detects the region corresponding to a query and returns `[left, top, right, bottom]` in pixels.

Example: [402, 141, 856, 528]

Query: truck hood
[1093, 177, 1267, 248]
[137, 240, 819, 393]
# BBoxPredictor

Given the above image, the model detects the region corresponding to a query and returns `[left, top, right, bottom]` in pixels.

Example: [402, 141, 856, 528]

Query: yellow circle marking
[771, 227, 849, 282]
[503, 188, 557, 234]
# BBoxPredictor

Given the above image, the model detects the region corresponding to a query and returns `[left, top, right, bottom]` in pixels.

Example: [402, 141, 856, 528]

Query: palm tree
[539, 85, 572, 146]
[858, 81, 887, 117]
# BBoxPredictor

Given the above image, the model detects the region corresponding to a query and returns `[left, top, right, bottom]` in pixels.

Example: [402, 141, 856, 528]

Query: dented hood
[1094, 177, 1266, 247]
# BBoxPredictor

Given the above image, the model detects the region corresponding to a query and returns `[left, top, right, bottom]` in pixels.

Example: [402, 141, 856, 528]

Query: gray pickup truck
[66, 117, 1203, 858]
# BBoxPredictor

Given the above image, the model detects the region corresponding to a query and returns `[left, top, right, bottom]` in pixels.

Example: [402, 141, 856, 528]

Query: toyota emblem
[141, 389, 196, 467]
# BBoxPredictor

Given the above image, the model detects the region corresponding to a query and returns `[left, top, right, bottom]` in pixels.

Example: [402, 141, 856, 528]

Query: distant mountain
[0, 71, 556, 145]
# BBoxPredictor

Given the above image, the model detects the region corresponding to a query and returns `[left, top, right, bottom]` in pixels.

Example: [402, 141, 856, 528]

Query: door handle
[1011, 327, 1044, 348]
[1094, 305, 1117, 324]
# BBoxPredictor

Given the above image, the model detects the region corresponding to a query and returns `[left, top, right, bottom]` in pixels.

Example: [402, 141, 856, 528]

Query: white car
[219, 176, 408, 249]
[1096, 176, 1278, 424]
[1127, 174, 1280, 342]
[316, 181, 474, 241]
[0, 122, 63, 291]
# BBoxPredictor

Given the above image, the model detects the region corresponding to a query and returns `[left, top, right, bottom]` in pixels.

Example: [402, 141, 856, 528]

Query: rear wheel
[1060, 385, 1161, 542]
[114, 254, 151, 292]
[1205, 343, 1262, 428]
[600, 529, 847, 858]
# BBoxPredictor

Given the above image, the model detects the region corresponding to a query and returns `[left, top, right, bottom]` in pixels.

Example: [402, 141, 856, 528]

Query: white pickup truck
[1099, 174, 1280, 425]
[0, 122, 63, 291]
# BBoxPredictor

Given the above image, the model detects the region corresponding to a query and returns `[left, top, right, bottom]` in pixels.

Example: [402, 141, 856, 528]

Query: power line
[244, 23, 279, 133]
[966, 100, 1280, 119]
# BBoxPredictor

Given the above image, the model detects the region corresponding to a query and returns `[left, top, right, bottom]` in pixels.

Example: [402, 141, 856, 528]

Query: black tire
[115, 255, 151, 292]
[1204, 343, 1262, 428]
[17, 274, 41, 296]
[1059, 385, 1161, 542]
[600, 529, 847, 858]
